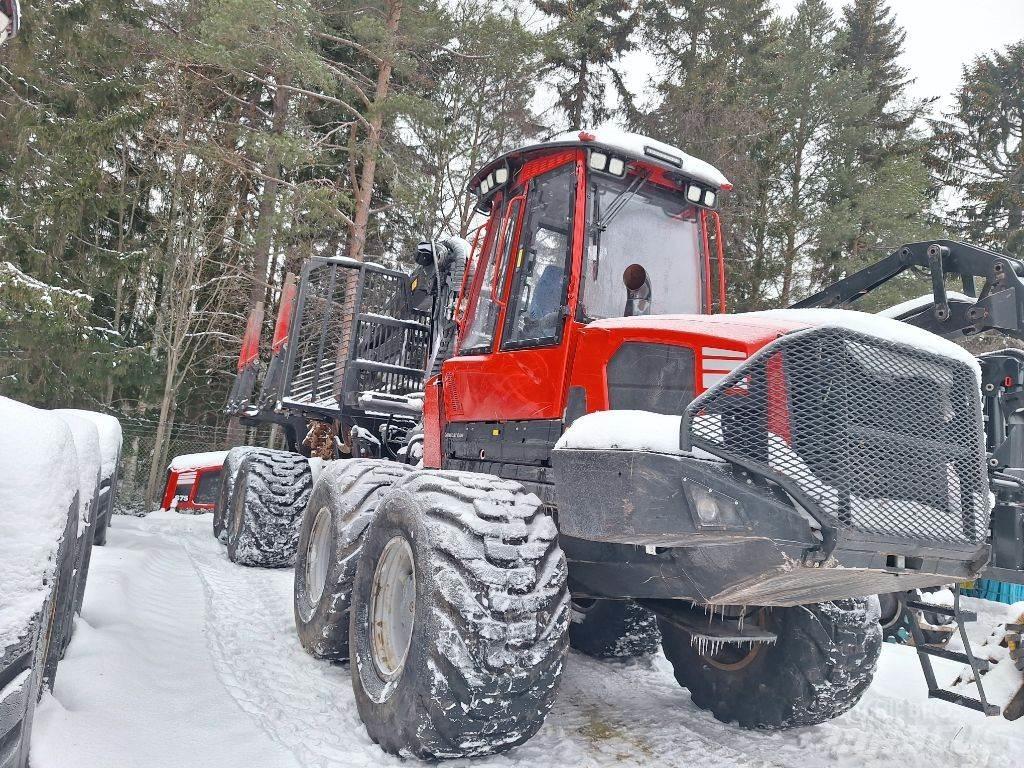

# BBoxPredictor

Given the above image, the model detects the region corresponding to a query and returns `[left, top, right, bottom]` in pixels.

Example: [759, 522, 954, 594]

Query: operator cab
[461, 128, 730, 350]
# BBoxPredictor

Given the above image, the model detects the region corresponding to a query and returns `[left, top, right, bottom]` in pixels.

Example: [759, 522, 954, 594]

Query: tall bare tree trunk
[349, 0, 402, 261]
[145, 348, 178, 503]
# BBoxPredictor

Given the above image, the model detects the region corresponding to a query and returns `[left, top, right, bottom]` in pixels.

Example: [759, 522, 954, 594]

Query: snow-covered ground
[33, 511, 1024, 768]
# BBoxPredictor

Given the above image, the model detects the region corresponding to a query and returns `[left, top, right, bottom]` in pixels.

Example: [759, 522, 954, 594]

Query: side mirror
[0, 0, 20, 46]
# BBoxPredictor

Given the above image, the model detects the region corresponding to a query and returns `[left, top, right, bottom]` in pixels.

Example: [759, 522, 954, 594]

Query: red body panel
[271, 273, 297, 354]
[160, 463, 224, 512]
[423, 376, 444, 469]
[444, 152, 588, 423]
[238, 304, 265, 372]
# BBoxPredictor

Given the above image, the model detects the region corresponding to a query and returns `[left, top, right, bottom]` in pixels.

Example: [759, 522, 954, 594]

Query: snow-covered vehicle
[159, 451, 228, 514]
[0, 398, 82, 768]
[52, 411, 102, 633]
[219, 130, 1024, 758]
[65, 411, 123, 546]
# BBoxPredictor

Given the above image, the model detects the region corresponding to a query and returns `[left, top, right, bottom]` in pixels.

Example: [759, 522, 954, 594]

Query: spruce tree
[813, 0, 933, 288]
[533, 0, 637, 128]
[933, 40, 1024, 258]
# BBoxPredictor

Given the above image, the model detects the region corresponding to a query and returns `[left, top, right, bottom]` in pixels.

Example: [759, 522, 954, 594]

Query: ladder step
[928, 688, 1000, 716]
[906, 600, 976, 622]
[917, 644, 990, 671]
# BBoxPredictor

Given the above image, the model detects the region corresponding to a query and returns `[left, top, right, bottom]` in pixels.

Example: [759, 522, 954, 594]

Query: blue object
[967, 579, 1024, 604]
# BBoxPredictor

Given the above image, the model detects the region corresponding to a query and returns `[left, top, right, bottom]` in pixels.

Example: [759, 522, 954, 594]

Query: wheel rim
[369, 536, 416, 681]
[304, 507, 332, 605]
[699, 609, 766, 672]
[877, 593, 902, 629]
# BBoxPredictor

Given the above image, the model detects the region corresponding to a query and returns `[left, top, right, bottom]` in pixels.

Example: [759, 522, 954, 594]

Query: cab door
[441, 152, 584, 423]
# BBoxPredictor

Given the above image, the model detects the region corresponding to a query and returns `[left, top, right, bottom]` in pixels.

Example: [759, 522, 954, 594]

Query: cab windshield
[582, 173, 704, 320]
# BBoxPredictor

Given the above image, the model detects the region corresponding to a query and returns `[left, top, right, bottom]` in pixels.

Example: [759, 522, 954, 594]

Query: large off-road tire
[69, 476, 100, 621]
[293, 459, 411, 661]
[226, 449, 313, 567]
[0, 621, 41, 768]
[660, 597, 882, 729]
[569, 598, 660, 659]
[1, 596, 53, 768]
[214, 446, 255, 543]
[350, 471, 570, 759]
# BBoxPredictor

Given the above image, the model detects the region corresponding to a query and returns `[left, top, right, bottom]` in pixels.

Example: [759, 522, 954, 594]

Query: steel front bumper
[551, 447, 990, 607]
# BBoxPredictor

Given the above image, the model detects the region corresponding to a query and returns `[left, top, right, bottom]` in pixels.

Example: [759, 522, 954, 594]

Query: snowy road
[32, 511, 1024, 768]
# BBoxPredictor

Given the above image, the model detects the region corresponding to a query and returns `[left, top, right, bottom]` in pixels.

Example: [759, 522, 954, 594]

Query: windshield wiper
[592, 172, 650, 234]
[590, 173, 650, 280]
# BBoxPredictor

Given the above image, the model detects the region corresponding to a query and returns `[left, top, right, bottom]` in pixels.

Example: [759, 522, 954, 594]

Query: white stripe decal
[701, 347, 746, 359]
[702, 359, 744, 373]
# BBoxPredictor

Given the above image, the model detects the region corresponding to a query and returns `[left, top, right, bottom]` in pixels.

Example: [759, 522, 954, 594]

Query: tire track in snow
[167, 512, 1022, 768]
[177, 514, 771, 768]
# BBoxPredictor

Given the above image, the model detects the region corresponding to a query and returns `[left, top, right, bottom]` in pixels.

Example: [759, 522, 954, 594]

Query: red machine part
[237, 302, 265, 372]
[160, 461, 225, 512]
[566, 314, 810, 413]
[271, 274, 298, 354]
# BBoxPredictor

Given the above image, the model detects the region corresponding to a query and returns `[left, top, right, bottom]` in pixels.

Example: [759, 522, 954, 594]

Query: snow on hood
[0, 397, 80, 650]
[61, 409, 122, 479]
[556, 410, 685, 453]
[169, 450, 229, 471]
[54, 410, 102, 533]
[745, 308, 982, 383]
[555, 409, 722, 461]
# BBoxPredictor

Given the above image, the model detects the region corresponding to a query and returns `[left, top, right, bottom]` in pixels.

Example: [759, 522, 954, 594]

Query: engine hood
[582, 313, 811, 352]
[567, 308, 976, 415]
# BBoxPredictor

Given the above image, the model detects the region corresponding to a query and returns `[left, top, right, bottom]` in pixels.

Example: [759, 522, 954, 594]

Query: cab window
[501, 163, 576, 349]
[459, 196, 523, 353]
[582, 174, 703, 319]
[194, 469, 223, 505]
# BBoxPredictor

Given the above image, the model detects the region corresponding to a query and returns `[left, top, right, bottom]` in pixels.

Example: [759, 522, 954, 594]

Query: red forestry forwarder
[221, 128, 1024, 759]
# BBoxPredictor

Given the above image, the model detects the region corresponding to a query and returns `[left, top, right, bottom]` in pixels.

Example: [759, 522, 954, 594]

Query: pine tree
[405, 0, 543, 239]
[636, 0, 782, 308]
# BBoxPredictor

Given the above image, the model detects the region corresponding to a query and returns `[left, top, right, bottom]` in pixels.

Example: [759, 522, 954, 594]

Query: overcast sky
[779, 0, 1024, 111]
[613, 0, 1024, 120]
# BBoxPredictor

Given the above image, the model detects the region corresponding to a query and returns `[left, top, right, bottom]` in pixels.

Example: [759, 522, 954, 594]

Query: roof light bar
[643, 145, 683, 168]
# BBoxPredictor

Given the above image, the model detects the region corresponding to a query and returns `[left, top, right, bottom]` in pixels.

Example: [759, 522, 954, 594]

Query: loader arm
[794, 240, 1024, 342]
